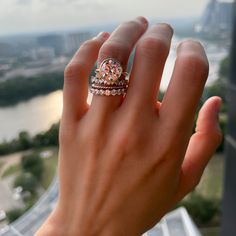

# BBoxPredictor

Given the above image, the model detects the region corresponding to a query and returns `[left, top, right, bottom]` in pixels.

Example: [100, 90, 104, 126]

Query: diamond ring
[90, 58, 129, 96]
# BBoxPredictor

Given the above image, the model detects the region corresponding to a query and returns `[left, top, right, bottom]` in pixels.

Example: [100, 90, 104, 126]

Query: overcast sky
[0, 0, 210, 36]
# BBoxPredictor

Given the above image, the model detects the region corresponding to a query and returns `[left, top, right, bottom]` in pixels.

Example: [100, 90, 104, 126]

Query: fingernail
[215, 97, 222, 115]
[177, 40, 204, 55]
[95, 31, 110, 40]
[136, 16, 148, 25]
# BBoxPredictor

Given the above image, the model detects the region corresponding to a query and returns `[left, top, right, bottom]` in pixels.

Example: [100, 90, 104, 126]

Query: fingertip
[203, 96, 222, 115]
[212, 96, 222, 111]
[177, 40, 208, 67]
[94, 31, 110, 41]
[135, 16, 149, 26]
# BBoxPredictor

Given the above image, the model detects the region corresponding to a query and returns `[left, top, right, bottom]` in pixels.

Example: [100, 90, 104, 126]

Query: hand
[36, 16, 222, 236]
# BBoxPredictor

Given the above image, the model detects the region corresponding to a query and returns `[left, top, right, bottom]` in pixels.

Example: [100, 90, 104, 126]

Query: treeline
[0, 72, 64, 106]
[0, 123, 59, 156]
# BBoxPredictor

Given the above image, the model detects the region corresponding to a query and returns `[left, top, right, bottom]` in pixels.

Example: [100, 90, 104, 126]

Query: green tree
[6, 208, 25, 223]
[178, 192, 219, 225]
[21, 154, 44, 180]
[18, 131, 32, 150]
[219, 56, 230, 79]
[43, 123, 59, 146]
[14, 173, 38, 194]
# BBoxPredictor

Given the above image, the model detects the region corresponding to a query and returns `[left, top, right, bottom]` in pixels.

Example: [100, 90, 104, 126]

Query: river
[0, 39, 228, 141]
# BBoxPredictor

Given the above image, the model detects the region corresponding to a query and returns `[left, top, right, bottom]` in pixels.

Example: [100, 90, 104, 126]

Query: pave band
[90, 88, 127, 96]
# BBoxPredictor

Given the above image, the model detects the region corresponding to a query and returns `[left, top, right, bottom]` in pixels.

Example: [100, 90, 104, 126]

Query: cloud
[38, 0, 105, 11]
[16, 0, 32, 5]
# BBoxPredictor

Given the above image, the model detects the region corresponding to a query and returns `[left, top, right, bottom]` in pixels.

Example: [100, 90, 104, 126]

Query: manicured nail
[96, 31, 110, 39]
[215, 97, 222, 114]
[136, 16, 148, 25]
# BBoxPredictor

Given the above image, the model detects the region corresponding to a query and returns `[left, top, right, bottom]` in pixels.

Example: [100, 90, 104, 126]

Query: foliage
[178, 192, 219, 225]
[6, 208, 25, 223]
[217, 116, 227, 152]
[14, 173, 38, 194]
[219, 56, 230, 79]
[21, 154, 44, 180]
[205, 82, 227, 104]
[18, 131, 32, 150]
[0, 72, 64, 107]
[41, 156, 58, 189]
[0, 123, 59, 156]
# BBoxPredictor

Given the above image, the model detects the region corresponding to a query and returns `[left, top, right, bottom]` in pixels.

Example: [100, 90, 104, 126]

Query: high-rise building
[37, 34, 65, 56]
[195, 0, 234, 39]
[65, 32, 91, 54]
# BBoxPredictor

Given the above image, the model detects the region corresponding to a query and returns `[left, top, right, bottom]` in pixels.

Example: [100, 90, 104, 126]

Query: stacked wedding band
[90, 58, 129, 96]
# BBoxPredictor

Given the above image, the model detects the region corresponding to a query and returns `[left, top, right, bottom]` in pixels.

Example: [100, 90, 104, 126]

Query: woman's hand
[36, 17, 222, 236]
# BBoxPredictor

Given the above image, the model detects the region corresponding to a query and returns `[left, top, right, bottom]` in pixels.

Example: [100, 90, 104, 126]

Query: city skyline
[0, 0, 211, 36]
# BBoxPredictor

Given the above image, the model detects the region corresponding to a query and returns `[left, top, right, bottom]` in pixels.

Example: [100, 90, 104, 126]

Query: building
[65, 32, 91, 54]
[37, 34, 65, 56]
[195, 0, 234, 39]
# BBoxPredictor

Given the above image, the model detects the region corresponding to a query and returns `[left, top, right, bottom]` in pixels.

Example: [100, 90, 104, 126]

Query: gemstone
[111, 89, 117, 96]
[105, 90, 111, 96]
[99, 59, 122, 82]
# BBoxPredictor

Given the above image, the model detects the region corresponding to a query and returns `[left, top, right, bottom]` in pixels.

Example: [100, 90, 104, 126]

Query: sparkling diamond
[105, 90, 111, 96]
[100, 59, 122, 82]
[111, 89, 117, 96]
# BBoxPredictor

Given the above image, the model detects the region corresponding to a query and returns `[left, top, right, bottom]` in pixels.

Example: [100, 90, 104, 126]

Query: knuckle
[80, 39, 99, 51]
[137, 37, 169, 60]
[80, 39, 93, 50]
[64, 62, 88, 82]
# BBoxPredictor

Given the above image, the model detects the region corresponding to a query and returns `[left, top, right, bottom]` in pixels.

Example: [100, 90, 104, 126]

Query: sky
[0, 0, 210, 36]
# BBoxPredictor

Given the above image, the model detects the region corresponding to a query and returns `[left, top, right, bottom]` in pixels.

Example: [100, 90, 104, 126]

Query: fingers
[160, 41, 209, 134]
[63, 32, 109, 121]
[90, 17, 148, 113]
[175, 97, 222, 200]
[125, 24, 173, 111]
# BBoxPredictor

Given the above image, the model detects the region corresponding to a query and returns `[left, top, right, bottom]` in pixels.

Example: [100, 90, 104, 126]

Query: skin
[36, 16, 222, 236]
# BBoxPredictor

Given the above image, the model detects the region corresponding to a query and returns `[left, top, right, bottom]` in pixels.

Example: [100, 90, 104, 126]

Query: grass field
[0, 161, 4, 172]
[1, 163, 21, 179]
[40, 152, 58, 189]
[196, 153, 224, 200]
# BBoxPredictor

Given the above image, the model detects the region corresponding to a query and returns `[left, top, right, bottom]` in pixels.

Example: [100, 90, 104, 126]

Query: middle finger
[90, 17, 148, 113]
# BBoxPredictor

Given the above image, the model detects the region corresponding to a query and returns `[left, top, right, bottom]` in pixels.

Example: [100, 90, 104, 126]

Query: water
[0, 40, 228, 141]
